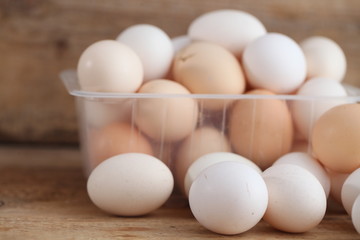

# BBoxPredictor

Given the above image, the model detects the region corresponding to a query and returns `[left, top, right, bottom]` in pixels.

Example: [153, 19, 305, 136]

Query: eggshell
[242, 33, 307, 94]
[134, 79, 198, 142]
[77, 40, 143, 92]
[273, 152, 331, 197]
[341, 168, 360, 216]
[351, 194, 360, 234]
[262, 164, 327, 233]
[312, 104, 360, 173]
[174, 126, 231, 193]
[229, 89, 294, 170]
[327, 169, 349, 203]
[173, 41, 246, 111]
[82, 99, 133, 128]
[292, 77, 348, 140]
[189, 161, 268, 235]
[300, 36, 347, 82]
[116, 24, 174, 82]
[188, 9, 266, 57]
[87, 153, 174, 216]
[184, 152, 262, 196]
[88, 122, 154, 171]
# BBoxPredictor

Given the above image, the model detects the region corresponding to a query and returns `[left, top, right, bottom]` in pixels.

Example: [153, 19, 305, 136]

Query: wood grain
[0, 146, 358, 239]
[0, 0, 359, 143]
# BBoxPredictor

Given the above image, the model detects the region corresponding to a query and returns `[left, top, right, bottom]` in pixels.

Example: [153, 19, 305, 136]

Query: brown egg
[229, 89, 294, 170]
[172, 41, 246, 111]
[135, 79, 198, 142]
[174, 126, 231, 194]
[88, 122, 154, 171]
[312, 103, 360, 173]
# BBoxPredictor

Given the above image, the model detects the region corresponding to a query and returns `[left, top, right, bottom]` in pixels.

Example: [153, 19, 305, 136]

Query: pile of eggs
[76, 9, 360, 235]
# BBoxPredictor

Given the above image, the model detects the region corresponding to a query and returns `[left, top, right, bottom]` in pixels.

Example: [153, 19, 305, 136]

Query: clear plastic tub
[61, 69, 360, 189]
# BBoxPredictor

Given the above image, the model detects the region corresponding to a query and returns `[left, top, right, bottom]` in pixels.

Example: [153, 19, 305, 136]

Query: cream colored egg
[242, 33, 307, 94]
[229, 89, 294, 170]
[341, 168, 360, 216]
[174, 126, 231, 193]
[184, 152, 262, 196]
[82, 99, 133, 128]
[77, 40, 143, 92]
[188, 9, 266, 57]
[173, 41, 246, 111]
[273, 152, 331, 197]
[262, 164, 327, 233]
[172, 35, 192, 54]
[189, 161, 268, 235]
[327, 169, 349, 203]
[300, 36, 347, 82]
[292, 77, 348, 140]
[134, 79, 198, 142]
[116, 24, 174, 82]
[87, 122, 154, 173]
[87, 153, 174, 216]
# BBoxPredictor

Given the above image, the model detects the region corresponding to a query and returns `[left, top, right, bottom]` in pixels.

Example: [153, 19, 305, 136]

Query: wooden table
[0, 145, 358, 239]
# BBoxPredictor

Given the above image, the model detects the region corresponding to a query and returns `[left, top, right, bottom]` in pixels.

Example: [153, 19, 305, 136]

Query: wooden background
[0, 0, 359, 145]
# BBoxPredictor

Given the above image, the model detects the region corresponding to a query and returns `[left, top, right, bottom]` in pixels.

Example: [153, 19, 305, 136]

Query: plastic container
[61, 69, 360, 184]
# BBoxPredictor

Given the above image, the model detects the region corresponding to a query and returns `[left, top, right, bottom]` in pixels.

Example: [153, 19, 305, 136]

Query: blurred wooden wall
[0, 0, 359, 144]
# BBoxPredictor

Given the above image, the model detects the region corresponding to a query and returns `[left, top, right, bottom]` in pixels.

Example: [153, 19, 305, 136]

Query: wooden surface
[0, 145, 359, 240]
[0, 0, 360, 144]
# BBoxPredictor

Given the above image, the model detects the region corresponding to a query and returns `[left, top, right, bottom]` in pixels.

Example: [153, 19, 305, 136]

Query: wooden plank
[0, 0, 359, 143]
[0, 146, 358, 239]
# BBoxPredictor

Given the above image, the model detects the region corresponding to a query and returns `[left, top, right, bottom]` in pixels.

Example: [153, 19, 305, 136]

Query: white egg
[189, 161, 268, 235]
[292, 77, 348, 140]
[273, 152, 331, 197]
[184, 152, 261, 196]
[188, 9, 266, 57]
[116, 24, 174, 82]
[242, 33, 307, 94]
[262, 164, 327, 233]
[341, 168, 360, 216]
[300, 36, 347, 82]
[351, 194, 360, 234]
[77, 40, 143, 92]
[171, 35, 192, 54]
[87, 153, 174, 216]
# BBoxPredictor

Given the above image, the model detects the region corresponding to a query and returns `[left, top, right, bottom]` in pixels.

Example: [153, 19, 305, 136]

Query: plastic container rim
[60, 69, 360, 102]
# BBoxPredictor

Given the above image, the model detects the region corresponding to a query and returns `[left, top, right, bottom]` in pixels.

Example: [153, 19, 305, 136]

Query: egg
[116, 24, 174, 82]
[292, 77, 348, 140]
[174, 126, 231, 193]
[188, 9, 266, 57]
[87, 153, 174, 216]
[229, 89, 294, 170]
[242, 33, 307, 94]
[189, 161, 268, 235]
[77, 40, 143, 92]
[273, 152, 330, 197]
[262, 164, 327, 233]
[171, 35, 192, 54]
[341, 168, 360, 216]
[184, 152, 262, 196]
[82, 99, 133, 128]
[352, 195, 360, 234]
[327, 169, 349, 203]
[134, 79, 198, 142]
[300, 36, 347, 82]
[172, 41, 246, 111]
[88, 122, 154, 172]
[312, 104, 360, 173]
